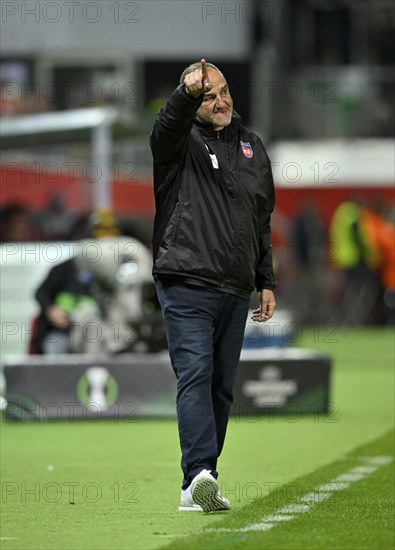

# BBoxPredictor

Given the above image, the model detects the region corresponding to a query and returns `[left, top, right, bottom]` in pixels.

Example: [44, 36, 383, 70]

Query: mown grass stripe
[162, 430, 394, 549]
[199, 452, 393, 537]
[220, 454, 392, 533]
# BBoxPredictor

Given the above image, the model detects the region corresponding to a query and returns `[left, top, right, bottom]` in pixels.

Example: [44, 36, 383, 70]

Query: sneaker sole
[191, 477, 230, 513]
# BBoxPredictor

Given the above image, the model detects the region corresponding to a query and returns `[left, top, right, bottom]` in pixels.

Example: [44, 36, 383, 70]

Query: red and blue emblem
[240, 141, 253, 158]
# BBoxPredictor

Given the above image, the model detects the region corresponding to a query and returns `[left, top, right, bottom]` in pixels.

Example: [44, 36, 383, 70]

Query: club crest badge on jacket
[241, 141, 253, 158]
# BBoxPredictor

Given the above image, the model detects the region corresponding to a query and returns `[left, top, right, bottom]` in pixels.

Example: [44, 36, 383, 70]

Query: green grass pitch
[1, 328, 394, 550]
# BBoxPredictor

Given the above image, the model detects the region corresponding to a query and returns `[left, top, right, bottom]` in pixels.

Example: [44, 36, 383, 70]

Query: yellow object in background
[90, 208, 120, 240]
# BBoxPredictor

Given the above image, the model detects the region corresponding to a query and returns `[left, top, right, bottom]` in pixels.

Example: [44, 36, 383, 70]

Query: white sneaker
[178, 487, 204, 511]
[190, 469, 230, 512]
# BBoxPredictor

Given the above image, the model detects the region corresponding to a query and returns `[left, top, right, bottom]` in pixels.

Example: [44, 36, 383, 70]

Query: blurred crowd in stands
[0, 195, 95, 242]
[1, 195, 394, 328]
[273, 196, 395, 327]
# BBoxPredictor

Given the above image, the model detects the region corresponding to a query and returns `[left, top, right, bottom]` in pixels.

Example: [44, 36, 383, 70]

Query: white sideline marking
[264, 514, 295, 522]
[358, 456, 393, 465]
[204, 455, 393, 535]
[335, 473, 366, 482]
[316, 482, 350, 492]
[279, 503, 310, 514]
[351, 466, 377, 474]
[0, 537, 17, 541]
[206, 526, 275, 532]
[154, 534, 191, 538]
[300, 492, 331, 503]
[242, 523, 275, 532]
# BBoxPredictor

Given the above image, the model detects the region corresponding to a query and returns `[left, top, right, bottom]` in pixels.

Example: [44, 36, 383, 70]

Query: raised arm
[149, 59, 212, 164]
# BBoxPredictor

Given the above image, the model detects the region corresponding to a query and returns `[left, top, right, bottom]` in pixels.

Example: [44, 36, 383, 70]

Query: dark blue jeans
[155, 279, 249, 489]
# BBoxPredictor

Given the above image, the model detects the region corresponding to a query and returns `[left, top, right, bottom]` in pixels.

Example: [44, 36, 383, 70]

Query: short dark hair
[179, 62, 223, 84]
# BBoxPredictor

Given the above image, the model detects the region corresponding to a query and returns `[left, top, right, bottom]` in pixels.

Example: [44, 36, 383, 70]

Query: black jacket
[150, 85, 276, 299]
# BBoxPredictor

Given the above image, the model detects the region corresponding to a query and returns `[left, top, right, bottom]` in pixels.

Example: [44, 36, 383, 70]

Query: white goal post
[1, 107, 118, 209]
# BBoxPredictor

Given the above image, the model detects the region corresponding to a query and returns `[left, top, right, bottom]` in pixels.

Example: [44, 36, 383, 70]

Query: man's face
[196, 69, 233, 131]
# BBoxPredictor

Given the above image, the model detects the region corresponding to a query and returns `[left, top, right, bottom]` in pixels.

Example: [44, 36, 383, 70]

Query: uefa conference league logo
[77, 367, 118, 411]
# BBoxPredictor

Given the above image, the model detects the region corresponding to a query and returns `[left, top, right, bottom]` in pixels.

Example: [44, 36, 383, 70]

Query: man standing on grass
[150, 59, 276, 512]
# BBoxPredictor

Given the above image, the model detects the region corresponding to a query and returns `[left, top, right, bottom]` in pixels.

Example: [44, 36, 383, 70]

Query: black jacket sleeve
[255, 151, 276, 292]
[150, 85, 204, 164]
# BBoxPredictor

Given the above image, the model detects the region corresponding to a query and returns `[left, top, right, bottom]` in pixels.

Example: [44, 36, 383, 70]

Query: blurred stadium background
[0, 1, 394, 389]
[0, 2, 394, 547]
[0, 0, 394, 410]
[1, 0, 394, 352]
